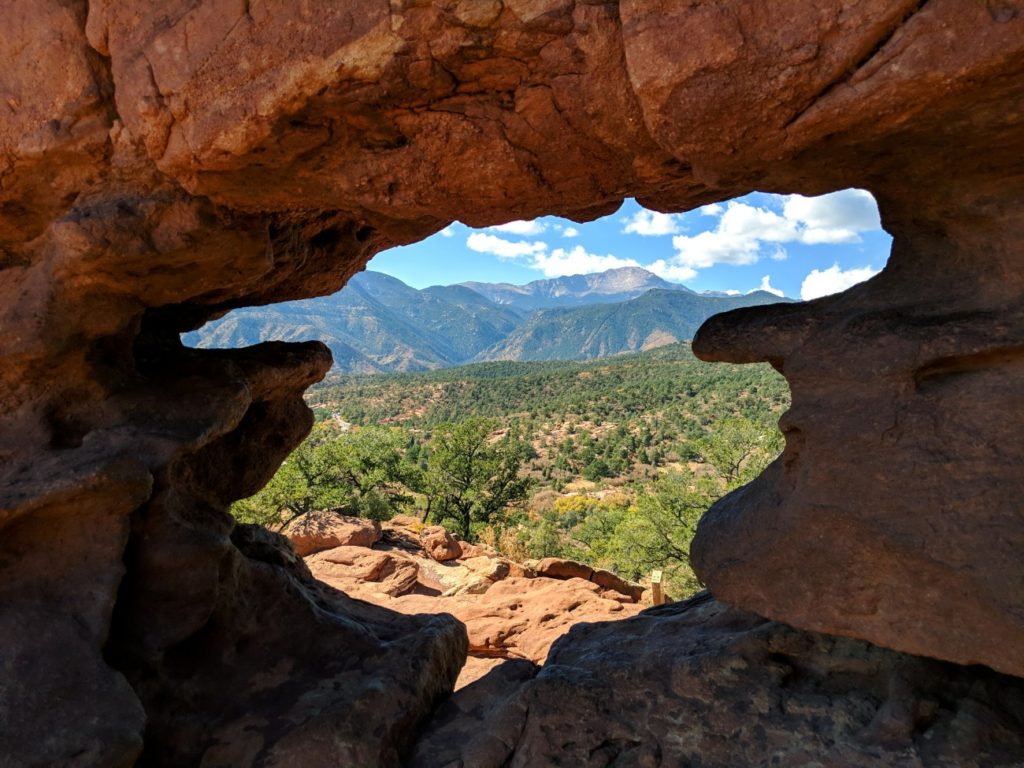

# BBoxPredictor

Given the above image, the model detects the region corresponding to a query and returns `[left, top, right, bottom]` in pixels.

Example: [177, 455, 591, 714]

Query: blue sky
[368, 189, 892, 300]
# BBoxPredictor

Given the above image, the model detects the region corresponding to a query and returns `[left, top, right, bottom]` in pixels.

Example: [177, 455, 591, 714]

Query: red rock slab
[283, 510, 382, 556]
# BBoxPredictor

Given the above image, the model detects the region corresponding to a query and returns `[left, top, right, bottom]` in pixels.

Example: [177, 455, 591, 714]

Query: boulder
[420, 525, 463, 562]
[534, 557, 593, 581]
[282, 510, 381, 556]
[396, 577, 641, 666]
[456, 541, 497, 560]
[410, 595, 1024, 767]
[381, 515, 425, 550]
[535, 557, 643, 601]
[462, 556, 511, 582]
[308, 546, 420, 598]
[591, 567, 645, 602]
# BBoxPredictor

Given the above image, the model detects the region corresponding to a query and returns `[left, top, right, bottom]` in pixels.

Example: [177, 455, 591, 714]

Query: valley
[236, 343, 790, 597]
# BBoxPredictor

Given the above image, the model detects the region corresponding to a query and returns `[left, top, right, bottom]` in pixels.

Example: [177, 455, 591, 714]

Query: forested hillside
[237, 344, 790, 596]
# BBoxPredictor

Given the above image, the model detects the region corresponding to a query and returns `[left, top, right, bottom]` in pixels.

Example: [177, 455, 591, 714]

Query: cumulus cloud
[668, 202, 794, 269]
[531, 245, 641, 278]
[489, 219, 547, 236]
[800, 263, 880, 300]
[466, 233, 548, 260]
[649, 188, 882, 277]
[752, 275, 784, 297]
[439, 225, 455, 238]
[562, 226, 579, 238]
[784, 189, 880, 244]
[622, 209, 684, 236]
[468, 234, 638, 278]
[647, 259, 698, 283]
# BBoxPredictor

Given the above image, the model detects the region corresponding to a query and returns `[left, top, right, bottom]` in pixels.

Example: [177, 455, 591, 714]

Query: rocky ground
[410, 595, 1024, 768]
[284, 510, 646, 688]
[284, 510, 1024, 767]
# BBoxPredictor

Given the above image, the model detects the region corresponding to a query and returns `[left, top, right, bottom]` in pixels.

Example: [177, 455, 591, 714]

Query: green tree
[323, 426, 422, 520]
[423, 417, 531, 540]
[232, 425, 421, 528]
[695, 416, 783, 488]
[582, 458, 612, 481]
[602, 471, 716, 597]
[232, 436, 344, 529]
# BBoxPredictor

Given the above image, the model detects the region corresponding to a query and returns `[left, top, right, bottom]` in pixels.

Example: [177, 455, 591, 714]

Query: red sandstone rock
[393, 576, 641, 684]
[590, 567, 645, 602]
[456, 541, 492, 560]
[381, 514, 425, 550]
[420, 524, 463, 562]
[534, 557, 644, 601]
[690, 240, 1024, 675]
[283, 510, 382, 556]
[410, 595, 1024, 767]
[297, 535, 640, 688]
[2, 0, 1023, 763]
[534, 557, 594, 581]
[308, 545, 420, 598]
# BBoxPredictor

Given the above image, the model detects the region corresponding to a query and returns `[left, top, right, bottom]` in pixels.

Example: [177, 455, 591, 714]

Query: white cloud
[531, 245, 641, 278]
[752, 274, 784, 297]
[439, 225, 455, 238]
[719, 202, 800, 242]
[562, 226, 579, 238]
[466, 233, 548, 260]
[799, 227, 860, 245]
[622, 209, 683, 236]
[649, 189, 882, 277]
[722, 289, 741, 296]
[468, 234, 639, 278]
[489, 219, 547, 236]
[800, 263, 880, 300]
[647, 259, 698, 283]
[667, 202, 798, 270]
[784, 189, 880, 234]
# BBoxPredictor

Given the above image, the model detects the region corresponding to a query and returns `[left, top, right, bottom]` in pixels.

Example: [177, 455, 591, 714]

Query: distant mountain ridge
[460, 266, 694, 311]
[474, 289, 790, 362]
[184, 268, 790, 372]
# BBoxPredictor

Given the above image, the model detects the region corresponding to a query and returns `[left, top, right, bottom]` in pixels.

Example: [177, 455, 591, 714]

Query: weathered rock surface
[283, 508, 382, 555]
[410, 594, 1024, 767]
[691, 212, 1024, 675]
[398, 577, 640, 675]
[308, 544, 422, 598]
[534, 556, 647, 601]
[296, 516, 643, 688]
[420, 524, 463, 562]
[1, 0, 1023, 763]
[114, 524, 466, 766]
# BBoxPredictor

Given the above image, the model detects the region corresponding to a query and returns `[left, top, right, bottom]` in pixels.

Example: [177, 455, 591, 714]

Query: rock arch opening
[2, 2, 1023, 765]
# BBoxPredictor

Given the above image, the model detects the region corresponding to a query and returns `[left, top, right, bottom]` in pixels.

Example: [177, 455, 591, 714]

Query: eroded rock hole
[182, 190, 890, 687]
[6, 6, 1024, 765]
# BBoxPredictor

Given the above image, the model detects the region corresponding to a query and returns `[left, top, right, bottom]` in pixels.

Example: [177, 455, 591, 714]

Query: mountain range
[460, 267, 694, 311]
[183, 267, 790, 372]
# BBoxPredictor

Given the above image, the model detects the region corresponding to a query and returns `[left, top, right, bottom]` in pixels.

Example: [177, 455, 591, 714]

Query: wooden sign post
[651, 569, 665, 606]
